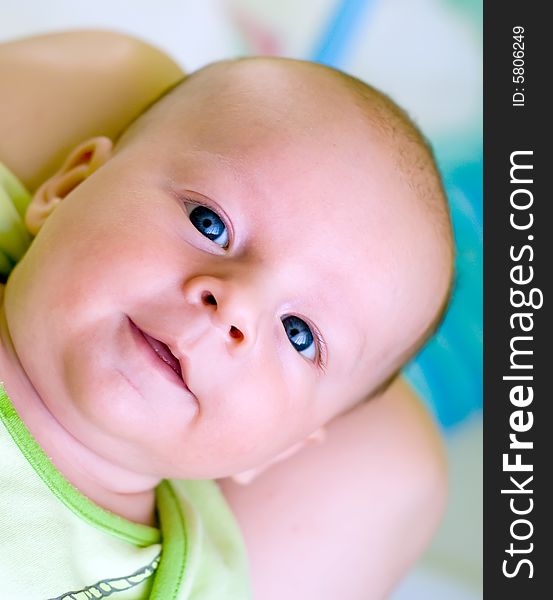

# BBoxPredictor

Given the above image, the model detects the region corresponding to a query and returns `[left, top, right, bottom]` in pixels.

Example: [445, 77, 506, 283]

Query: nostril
[201, 291, 217, 306]
[229, 326, 244, 341]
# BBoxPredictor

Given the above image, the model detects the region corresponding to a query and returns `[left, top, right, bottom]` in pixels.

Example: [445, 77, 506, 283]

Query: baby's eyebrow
[182, 150, 266, 214]
[310, 295, 367, 375]
[207, 151, 244, 180]
[190, 149, 248, 186]
[393, 265, 457, 370]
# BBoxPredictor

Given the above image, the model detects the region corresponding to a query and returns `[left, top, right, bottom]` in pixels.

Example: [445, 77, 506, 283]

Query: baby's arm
[0, 30, 183, 192]
[218, 376, 446, 599]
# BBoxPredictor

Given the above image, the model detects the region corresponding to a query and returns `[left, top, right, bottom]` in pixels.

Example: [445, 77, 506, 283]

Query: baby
[0, 33, 453, 599]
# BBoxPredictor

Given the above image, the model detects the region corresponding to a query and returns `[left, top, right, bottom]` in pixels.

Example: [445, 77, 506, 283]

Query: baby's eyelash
[312, 328, 328, 372]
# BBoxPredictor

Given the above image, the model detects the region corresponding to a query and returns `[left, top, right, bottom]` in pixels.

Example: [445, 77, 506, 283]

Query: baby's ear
[25, 136, 112, 235]
[231, 427, 327, 485]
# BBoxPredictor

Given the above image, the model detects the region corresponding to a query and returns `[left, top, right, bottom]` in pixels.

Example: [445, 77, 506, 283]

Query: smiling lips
[141, 330, 183, 380]
[129, 318, 184, 382]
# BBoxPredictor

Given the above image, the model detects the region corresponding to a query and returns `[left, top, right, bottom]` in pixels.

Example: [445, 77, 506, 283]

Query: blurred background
[0, 1, 482, 597]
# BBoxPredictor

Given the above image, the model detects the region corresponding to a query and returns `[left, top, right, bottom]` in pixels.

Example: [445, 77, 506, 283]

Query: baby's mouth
[129, 318, 184, 382]
[141, 331, 183, 381]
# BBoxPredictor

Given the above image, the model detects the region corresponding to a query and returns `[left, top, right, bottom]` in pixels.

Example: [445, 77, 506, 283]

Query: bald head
[119, 57, 451, 245]
[116, 57, 453, 395]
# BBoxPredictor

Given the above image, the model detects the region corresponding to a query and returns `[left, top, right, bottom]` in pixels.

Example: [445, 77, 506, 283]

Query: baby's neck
[0, 288, 159, 527]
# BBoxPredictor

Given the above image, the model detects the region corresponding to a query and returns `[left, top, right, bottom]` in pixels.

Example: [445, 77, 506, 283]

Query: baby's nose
[199, 290, 245, 343]
[183, 275, 258, 349]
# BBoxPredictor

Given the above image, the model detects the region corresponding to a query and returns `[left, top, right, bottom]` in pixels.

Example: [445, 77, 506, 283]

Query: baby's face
[6, 65, 450, 479]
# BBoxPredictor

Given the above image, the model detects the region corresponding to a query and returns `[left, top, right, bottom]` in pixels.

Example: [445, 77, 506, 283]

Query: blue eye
[187, 204, 229, 248]
[282, 316, 316, 361]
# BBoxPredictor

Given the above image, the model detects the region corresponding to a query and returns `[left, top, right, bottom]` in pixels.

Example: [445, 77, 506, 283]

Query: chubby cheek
[29, 194, 184, 328]
[191, 350, 315, 474]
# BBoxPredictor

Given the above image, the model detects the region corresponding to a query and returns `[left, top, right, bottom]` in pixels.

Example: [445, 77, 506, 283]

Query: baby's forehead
[153, 71, 392, 193]
[148, 82, 403, 250]
[123, 61, 410, 224]
[135, 59, 374, 152]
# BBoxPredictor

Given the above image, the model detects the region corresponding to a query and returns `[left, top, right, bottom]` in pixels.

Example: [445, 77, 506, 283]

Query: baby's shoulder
[0, 30, 184, 191]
